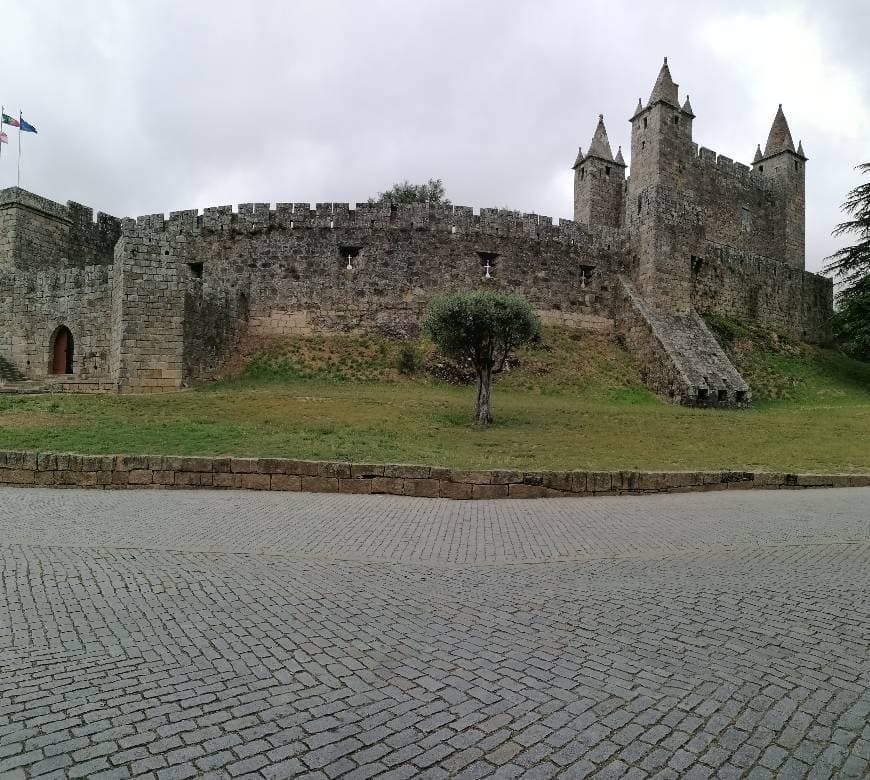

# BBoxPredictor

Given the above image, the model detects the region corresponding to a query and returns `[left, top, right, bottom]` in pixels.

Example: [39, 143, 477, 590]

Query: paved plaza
[1, 487, 869, 780]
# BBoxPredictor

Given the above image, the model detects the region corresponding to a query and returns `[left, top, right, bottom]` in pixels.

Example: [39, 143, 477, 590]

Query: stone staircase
[0, 355, 56, 393]
[0, 356, 25, 383]
[614, 276, 751, 407]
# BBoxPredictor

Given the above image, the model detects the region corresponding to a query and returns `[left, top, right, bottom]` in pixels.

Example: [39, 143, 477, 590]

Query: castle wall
[0, 190, 121, 382]
[692, 244, 832, 343]
[628, 101, 805, 274]
[0, 188, 120, 271]
[671, 149, 785, 260]
[123, 202, 623, 383]
[0, 265, 114, 380]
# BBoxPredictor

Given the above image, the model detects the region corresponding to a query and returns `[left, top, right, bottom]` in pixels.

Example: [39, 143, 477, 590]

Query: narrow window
[643, 117, 648, 129]
[758, 165, 764, 173]
[187, 262, 203, 279]
[637, 196, 642, 215]
[794, 160, 799, 171]
[741, 207, 751, 232]
[673, 115, 679, 125]
[580, 167, 585, 181]
[605, 166, 611, 176]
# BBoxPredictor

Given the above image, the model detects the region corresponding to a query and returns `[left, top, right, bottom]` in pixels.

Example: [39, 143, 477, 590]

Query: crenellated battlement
[0, 187, 121, 269]
[0, 186, 121, 230]
[690, 145, 764, 189]
[120, 201, 627, 251]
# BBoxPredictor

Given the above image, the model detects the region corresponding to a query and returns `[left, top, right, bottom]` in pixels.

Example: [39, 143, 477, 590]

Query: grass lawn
[0, 327, 868, 473]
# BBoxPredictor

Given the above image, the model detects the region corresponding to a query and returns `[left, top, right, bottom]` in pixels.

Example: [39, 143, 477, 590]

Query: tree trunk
[474, 366, 493, 425]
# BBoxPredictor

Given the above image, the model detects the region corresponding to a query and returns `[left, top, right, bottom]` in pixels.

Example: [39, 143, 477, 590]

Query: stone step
[0, 356, 25, 382]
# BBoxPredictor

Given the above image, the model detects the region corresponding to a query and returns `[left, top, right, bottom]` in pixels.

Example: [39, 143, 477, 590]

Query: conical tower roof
[753, 144, 763, 163]
[586, 115, 614, 161]
[572, 146, 584, 169]
[797, 140, 807, 159]
[614, 146, 626, 166]
[647, 57, 679, 108]
[681, 94, 695, 117]
[632, 97, 643, 118]
[763, 104, 796, 157]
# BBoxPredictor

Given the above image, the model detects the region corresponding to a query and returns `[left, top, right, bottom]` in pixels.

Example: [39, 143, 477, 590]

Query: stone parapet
[120, 201, 629, 254]
[0, 450, 866, 498]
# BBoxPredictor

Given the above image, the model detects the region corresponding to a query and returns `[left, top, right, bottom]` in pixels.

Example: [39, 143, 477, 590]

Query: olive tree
[424, 291, 540, 425]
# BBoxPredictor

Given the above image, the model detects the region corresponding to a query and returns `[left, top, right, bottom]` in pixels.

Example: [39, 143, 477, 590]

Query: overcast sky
[2, 0, 868, 272]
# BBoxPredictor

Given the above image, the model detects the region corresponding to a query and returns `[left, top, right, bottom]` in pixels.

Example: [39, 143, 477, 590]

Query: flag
[19, 117, 36, 134]
[0, 131, 7, 144]
[1, 113, 18, 127]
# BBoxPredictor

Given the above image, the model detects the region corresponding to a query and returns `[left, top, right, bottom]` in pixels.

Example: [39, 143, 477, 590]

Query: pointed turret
[763, 104, 795, 157]
[614, 146, 625, 166]
[632, 97, 643, 118]
[572, 146, 584, 169]
[797, 139, 806, 159]
[587, 114, 614, 161]
[647, 56, 679, 108]
[753, 144, 763, 163]
[681, 94, 694, 117]
[574, 116, 625, 228]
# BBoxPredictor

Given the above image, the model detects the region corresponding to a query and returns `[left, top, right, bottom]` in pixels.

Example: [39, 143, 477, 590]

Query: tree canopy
[825, 163, 870, 361]
[424, 291, 540, 425]
[368, 178, 450, 207]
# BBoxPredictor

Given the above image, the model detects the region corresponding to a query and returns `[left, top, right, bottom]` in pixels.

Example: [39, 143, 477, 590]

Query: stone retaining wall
[0, 451, 866, 499]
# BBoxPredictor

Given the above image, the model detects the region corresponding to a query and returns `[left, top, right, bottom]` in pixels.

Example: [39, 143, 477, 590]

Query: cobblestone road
[1, 487, 869, 779]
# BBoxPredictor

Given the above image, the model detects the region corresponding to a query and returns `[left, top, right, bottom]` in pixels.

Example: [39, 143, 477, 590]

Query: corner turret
[573, 115, 626, 228]
[752, 105, 807, 269]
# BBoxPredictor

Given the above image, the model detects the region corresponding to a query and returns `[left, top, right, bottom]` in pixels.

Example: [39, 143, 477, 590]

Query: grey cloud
[1, 0, 867, 273]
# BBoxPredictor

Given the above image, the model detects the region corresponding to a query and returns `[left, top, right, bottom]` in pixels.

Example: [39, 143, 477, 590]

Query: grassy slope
[0, 326, 868, 472]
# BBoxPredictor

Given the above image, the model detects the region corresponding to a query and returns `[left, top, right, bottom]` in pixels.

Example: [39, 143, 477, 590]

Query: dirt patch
[0, 411, 78, 428]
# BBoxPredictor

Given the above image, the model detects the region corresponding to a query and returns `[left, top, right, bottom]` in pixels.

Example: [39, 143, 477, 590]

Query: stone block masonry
[0, 450, 866, 498]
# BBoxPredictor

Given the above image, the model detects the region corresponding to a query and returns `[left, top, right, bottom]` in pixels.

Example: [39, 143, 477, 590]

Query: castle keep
[0, 60, 832, 406]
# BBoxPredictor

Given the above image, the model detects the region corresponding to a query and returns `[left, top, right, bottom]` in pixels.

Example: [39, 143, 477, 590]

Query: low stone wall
[0, 451, 867, 499]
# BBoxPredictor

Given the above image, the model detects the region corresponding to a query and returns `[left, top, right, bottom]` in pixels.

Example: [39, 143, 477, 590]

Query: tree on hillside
[424, 291, 540, 425]
[368, 178, 450, 206]
[825, 162, 870, 361]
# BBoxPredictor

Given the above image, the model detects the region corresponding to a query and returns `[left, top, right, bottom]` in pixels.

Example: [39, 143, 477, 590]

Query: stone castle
[0, 59, 832, 406]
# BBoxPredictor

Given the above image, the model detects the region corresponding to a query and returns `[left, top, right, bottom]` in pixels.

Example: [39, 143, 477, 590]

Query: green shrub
[397, 341, 423, 374]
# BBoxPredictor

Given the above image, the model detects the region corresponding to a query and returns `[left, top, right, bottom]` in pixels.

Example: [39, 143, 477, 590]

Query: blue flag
[19, 117, 37, 134]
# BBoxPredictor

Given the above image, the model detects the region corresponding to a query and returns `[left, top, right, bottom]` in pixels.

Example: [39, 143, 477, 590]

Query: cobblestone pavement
[1, 488, 869, 780]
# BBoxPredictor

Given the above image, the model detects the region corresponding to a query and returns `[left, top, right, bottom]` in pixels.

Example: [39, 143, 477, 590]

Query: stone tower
[752, 105, 807, 270]
[626, 58, 699, 310]
[627, 58, 696, 193]
[572, 115, 626, 228]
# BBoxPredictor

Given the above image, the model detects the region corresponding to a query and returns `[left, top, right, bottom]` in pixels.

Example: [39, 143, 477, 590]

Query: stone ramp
[0, 356, 25, 383]
[615, 275, 750, 406]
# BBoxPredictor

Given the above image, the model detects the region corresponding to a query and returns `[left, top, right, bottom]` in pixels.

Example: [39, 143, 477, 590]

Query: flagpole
[17, 110, 22, 188]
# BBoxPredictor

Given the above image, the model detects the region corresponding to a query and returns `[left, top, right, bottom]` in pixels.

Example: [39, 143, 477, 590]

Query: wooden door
[52, 328, 71, 374]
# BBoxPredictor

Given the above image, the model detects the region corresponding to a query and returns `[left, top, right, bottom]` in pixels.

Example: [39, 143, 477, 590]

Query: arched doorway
[51, 326, 74, 374]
